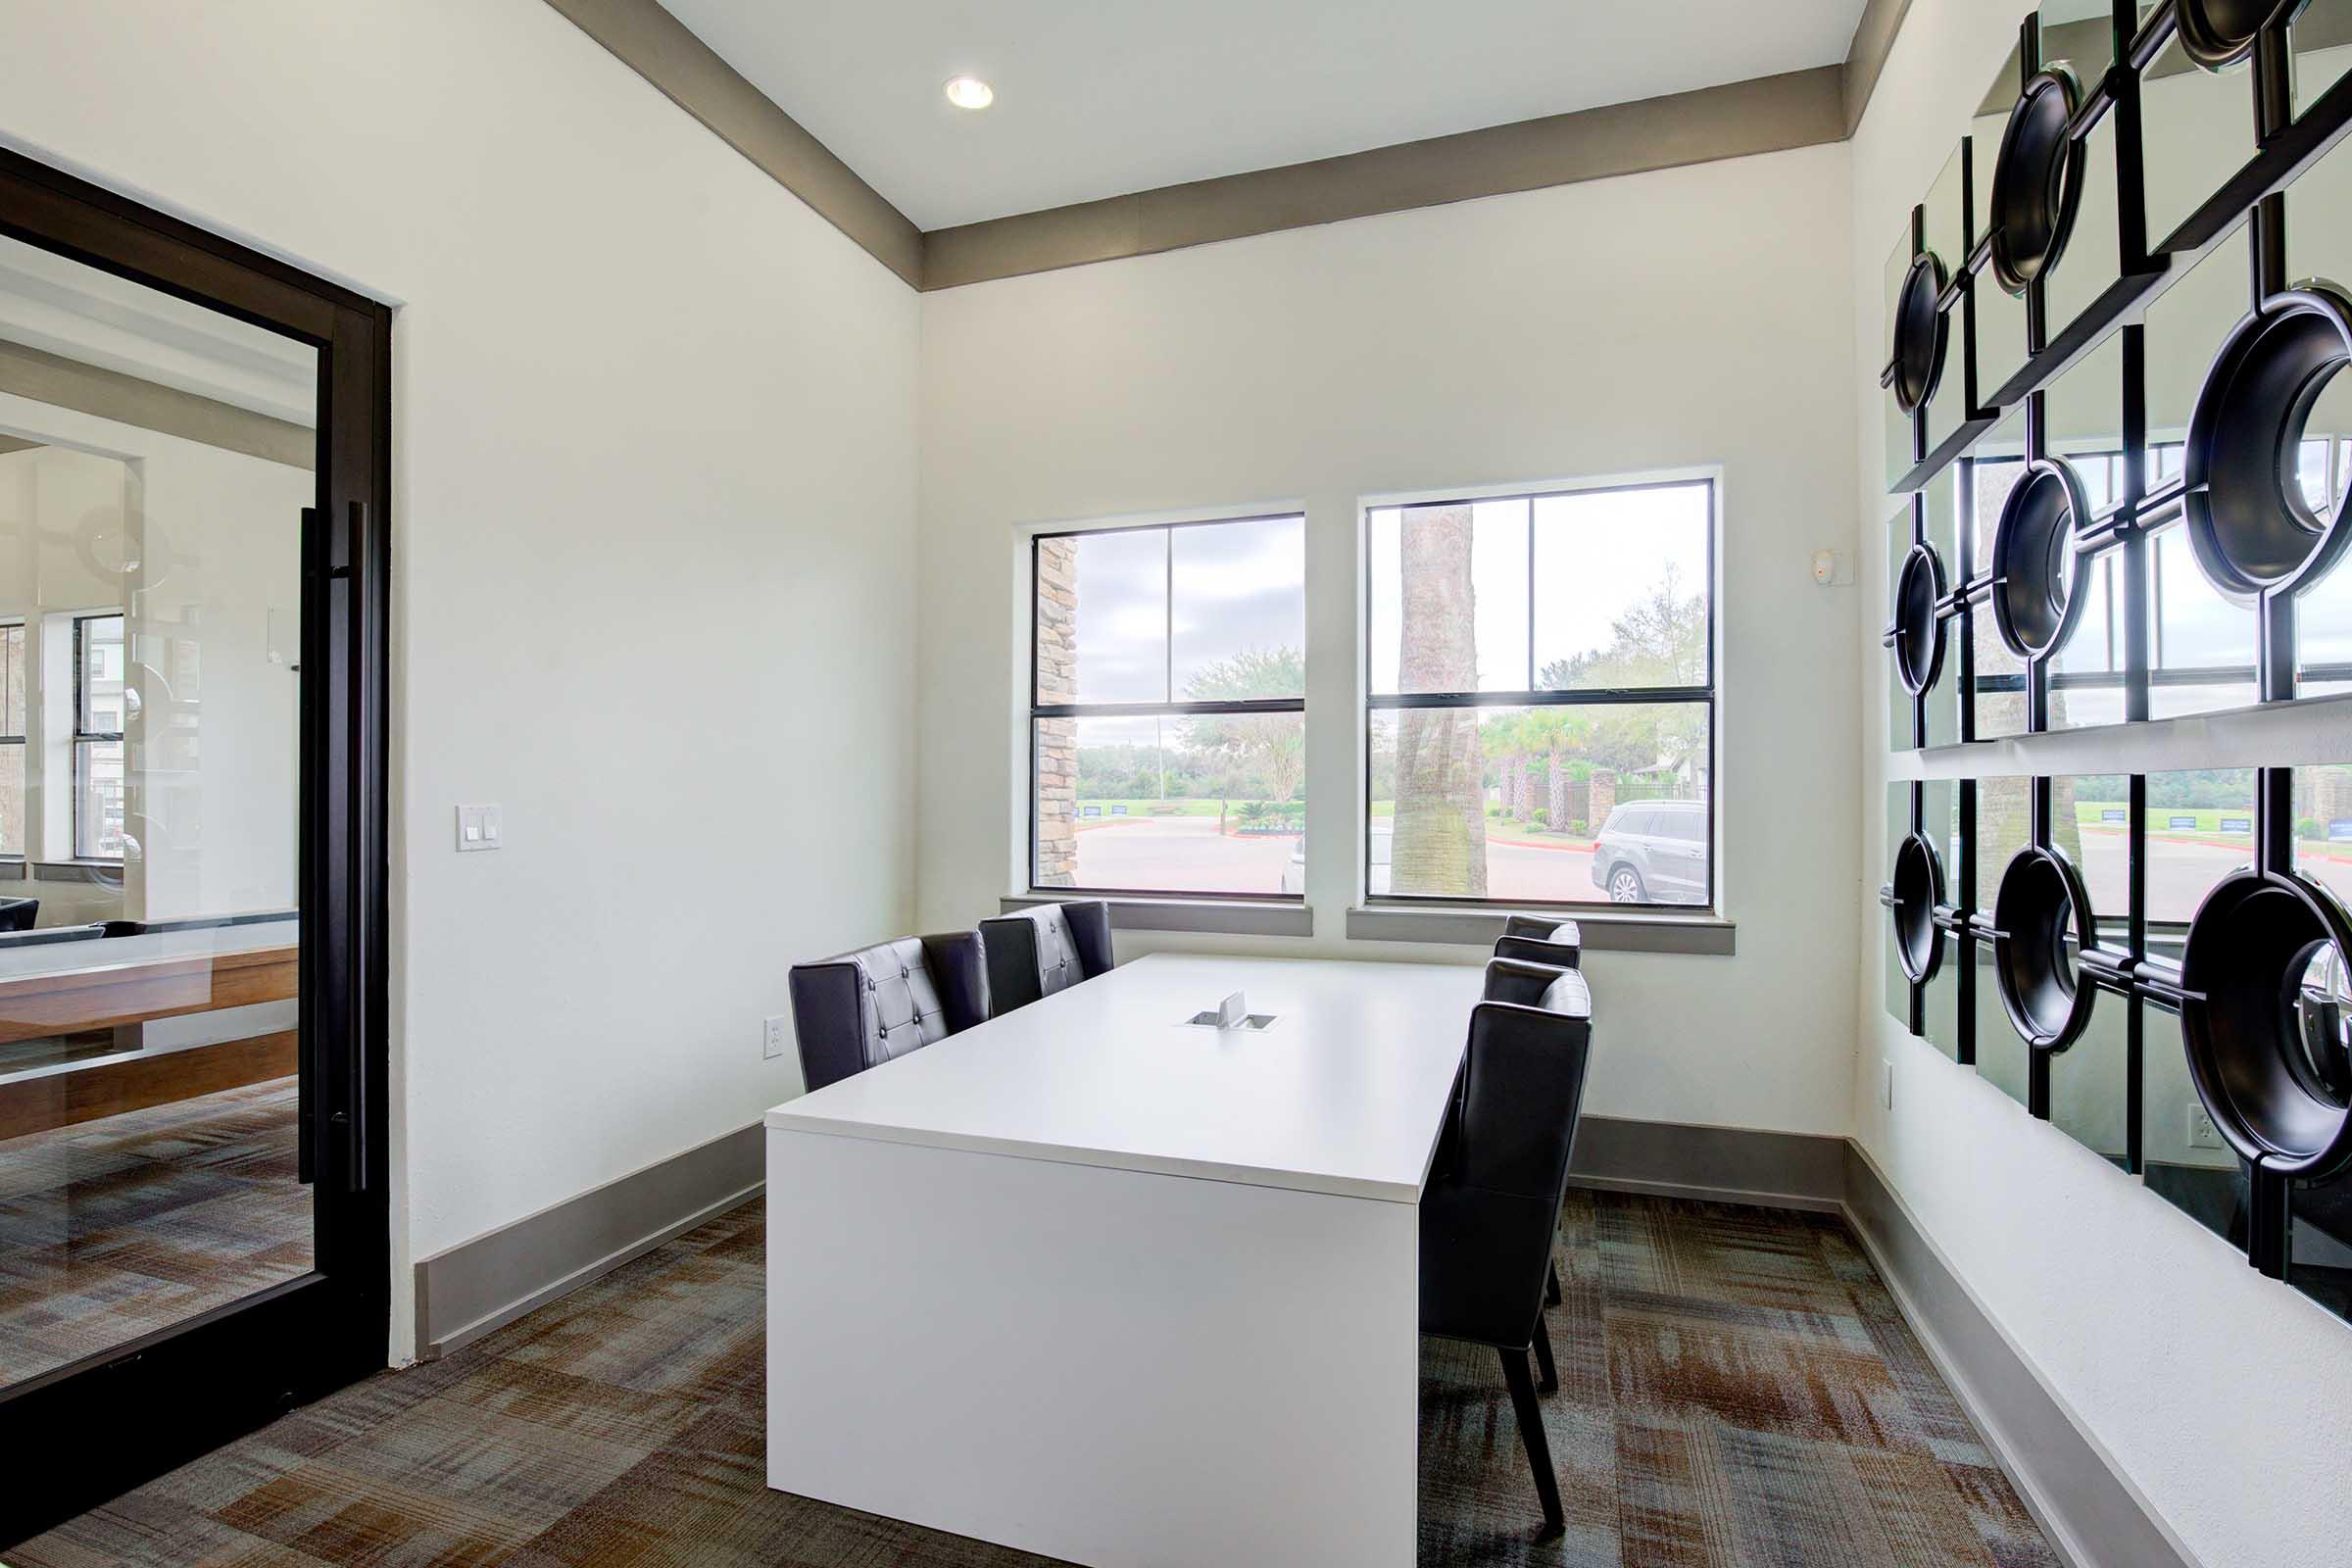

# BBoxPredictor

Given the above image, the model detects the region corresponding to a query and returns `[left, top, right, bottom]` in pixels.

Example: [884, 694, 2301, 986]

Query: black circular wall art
[1989, 458, 2092, 660]
[1890, 253, 1950, 414]
[1892, 544, 1948, 696]
[2183, 285, 2352, 604]
[1988, 68, 2085, 294]
[1890, 832, 1947, 984]
[2181, 868, 2352, 1178]
[1992, 846, 2097, 1051]
[2175, 0, 2313, 71]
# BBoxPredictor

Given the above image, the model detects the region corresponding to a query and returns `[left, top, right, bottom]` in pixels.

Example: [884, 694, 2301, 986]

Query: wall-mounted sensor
[1811, 549, 1850, 586]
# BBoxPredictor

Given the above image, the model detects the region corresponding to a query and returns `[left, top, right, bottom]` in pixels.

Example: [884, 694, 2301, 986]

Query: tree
[1392, 509, 1488, 896]
[1530, 568, 1709, 795]
[1182, 647, 1305, 802]
[1537, 564, 1706, 691]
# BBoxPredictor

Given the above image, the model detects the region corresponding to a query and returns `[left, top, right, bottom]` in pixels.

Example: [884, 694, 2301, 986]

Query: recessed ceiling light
[944, 75, 995, 111]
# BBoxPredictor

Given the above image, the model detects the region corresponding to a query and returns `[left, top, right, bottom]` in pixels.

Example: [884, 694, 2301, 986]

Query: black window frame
[71, 611, 126, 861]
[1361, 474, 1720, 914]
[1026, 512, 1308, 904]
[0, 621, 23, 858]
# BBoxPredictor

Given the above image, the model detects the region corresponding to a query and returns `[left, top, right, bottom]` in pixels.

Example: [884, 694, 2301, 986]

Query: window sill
[28, 860, 125, 884]
[1000, 894, 1313, 939]
[1347, 905, 1735, 956]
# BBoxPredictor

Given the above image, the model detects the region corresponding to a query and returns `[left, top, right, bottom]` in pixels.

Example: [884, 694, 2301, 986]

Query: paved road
[2057, 826, 2352, 923]
[1069, 816, 1703, 905]
[1070, 817, 1293, 895]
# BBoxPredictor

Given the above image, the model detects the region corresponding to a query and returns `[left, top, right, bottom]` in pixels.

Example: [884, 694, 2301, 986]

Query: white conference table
[763, 952, 1483, 1568]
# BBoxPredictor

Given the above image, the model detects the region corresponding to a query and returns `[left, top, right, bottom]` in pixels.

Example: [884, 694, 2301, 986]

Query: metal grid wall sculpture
[1880, 0, 2352, 1319]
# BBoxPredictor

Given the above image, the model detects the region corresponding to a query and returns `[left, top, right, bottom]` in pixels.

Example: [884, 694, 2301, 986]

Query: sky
[1064, 514, 1304, 706]
[1365, 482, 1711, 694]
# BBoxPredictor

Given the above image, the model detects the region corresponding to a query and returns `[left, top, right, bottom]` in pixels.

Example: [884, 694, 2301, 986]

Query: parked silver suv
[1590, 799, 1708, 905]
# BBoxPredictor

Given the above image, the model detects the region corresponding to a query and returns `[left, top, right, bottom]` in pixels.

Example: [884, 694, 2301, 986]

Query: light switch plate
[457, 803, 502, 853]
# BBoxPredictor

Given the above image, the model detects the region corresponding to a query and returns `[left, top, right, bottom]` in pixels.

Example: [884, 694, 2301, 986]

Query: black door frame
[0, 146, 392, 1546]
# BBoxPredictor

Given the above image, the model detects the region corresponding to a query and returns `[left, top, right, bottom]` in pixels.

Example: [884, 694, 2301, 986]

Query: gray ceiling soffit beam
[541, 0, 925, 288]
[547, 0, 1917, 293]
[0, 340, 316, 469]
[924, 65, 1845, 290]
[1842, 0, 1916, 134]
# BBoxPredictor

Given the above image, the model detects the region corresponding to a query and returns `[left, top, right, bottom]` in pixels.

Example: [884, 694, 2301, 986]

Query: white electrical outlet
[2186, 1102, 2224, 1151]
[1881, 1059, 1894, 1110]
[763, 1015, 790, 1060]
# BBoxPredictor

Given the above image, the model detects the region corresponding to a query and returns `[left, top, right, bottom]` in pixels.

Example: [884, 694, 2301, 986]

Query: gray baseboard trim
[1570, 1119, 2197, 1568]
[1839, 1144, 2200, 1568]
[1569, 1114, 1846, 1212]
[414, 1122, 762, 1360]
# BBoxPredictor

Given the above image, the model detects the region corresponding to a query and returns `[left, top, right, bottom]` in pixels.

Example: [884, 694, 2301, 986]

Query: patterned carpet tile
[13, 1190, 2061, 1568]
[0, 1078, 313, 1386]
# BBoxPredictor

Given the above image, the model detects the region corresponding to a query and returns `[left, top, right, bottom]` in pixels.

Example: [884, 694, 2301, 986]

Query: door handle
[297, 505, 319, 1188]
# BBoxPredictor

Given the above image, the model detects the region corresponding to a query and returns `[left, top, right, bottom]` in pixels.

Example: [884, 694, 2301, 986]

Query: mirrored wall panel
[1877, 1, 2352, 1327]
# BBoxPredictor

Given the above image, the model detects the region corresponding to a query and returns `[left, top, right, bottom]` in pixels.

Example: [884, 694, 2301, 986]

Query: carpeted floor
[11, 1189, 2060, 1567]
[0, 1077, 313, 1388]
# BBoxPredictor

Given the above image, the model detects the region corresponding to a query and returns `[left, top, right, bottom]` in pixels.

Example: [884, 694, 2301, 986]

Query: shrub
[1570, 818, 1588, 835]
[1531, 808, 1549, 826]
[2299, 815, 2328, 842]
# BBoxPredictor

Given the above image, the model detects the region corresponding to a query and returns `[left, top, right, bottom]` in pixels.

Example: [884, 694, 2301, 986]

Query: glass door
[0, 150, 387, 1544]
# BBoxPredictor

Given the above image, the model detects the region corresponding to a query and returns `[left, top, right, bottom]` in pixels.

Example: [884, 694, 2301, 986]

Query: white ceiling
[662, 0, 1871, 231]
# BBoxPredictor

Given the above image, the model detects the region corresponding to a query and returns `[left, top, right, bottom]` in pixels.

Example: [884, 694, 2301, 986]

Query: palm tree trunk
[1394, 507, 1488, 897]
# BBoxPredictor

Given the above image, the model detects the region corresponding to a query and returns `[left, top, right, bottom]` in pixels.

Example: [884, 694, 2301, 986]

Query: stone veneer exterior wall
[1034, 537, 1079, 886]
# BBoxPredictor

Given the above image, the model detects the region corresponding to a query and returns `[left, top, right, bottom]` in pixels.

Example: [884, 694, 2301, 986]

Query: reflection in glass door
[0, 227, 315, 1387]
[0, 146, 388, 1544]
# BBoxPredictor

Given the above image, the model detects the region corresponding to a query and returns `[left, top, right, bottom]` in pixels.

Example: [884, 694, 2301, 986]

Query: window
[1030, 514, 1305, 898]
[74, 612, 125, 859]
[1365, 478, 1716, 909]
[0, 623, 23, 856]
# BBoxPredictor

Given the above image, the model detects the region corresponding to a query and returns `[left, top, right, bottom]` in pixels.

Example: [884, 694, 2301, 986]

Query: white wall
[0, 0, 922, 1358]
[1850, 5, 2352, 1566]
[917, 144, 1863, 1139]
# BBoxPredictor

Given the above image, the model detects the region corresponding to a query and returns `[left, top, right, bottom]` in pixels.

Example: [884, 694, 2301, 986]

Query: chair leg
[1545, 1257, 1562, 1306]
[1532, 1314, 1558, 1395]
[1497, 1348, 1565, 1533]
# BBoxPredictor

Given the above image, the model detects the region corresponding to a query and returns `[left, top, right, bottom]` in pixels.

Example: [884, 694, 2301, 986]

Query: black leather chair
[0, 897, 36, 932]
[979, 900, 1112, 1016]
[1419, 956, 1593, 1534]
[787, 933, 991, 1094]
[1494, 913, 1581, 969]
